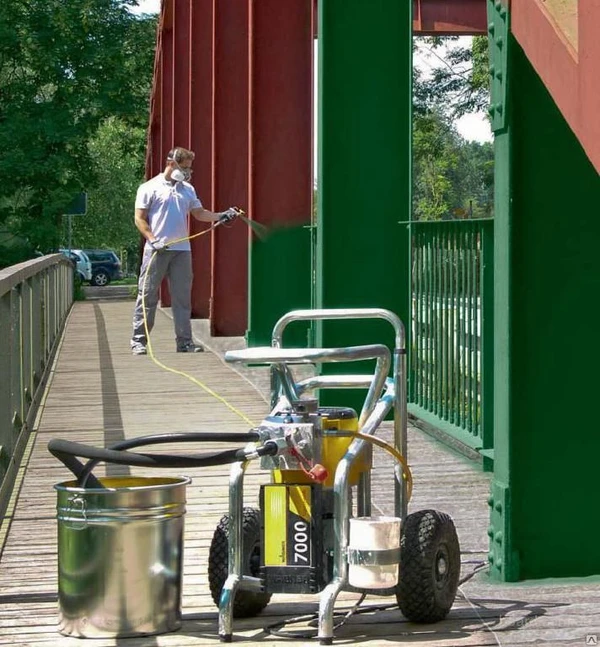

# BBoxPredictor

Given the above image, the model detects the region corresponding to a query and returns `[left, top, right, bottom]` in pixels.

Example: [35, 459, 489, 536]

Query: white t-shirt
[135, 173, 202, 251]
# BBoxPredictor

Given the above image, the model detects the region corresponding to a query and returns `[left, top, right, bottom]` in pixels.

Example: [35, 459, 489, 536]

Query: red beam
[158, 21, 174, 308]
[210, 0, 250, 336]
[159, 29, 173, 170]
[189, 0, 215, 319]
[413, 0, 487, 35]
[170, 1, 193, 315]
[172, 0, 191, 148]
[250, 0, 313, 230]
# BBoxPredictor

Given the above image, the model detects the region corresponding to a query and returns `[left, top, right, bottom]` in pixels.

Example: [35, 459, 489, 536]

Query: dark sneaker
[131, 342, 147, 355]
[177, 341, 204, 353]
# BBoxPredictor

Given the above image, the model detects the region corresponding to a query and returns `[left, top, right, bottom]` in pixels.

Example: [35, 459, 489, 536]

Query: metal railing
[0, 255, 74, 517]
[409, 219, 494, 457]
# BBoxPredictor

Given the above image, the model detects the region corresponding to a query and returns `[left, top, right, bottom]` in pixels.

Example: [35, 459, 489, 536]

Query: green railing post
[480, 219, 494, 470]
[408, 219, 494, 457]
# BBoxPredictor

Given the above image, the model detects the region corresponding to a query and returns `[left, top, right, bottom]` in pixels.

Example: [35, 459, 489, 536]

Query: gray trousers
[131, 249, 194, 347]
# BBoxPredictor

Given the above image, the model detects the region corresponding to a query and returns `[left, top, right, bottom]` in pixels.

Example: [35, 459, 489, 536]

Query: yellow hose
[140, 224, 255, 428]
[139, 219, 412, 500]
[350, 430, 413, 502]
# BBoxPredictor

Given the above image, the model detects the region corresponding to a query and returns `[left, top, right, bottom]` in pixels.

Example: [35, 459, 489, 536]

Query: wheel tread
[208, 507, 271, 618]
[396, 509, 460, 623]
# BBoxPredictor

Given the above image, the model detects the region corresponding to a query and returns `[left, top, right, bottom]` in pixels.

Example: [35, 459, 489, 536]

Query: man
[130, 146, 238, 355]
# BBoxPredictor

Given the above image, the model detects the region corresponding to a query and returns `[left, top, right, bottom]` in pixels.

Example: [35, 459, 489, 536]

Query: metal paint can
[55, 475, 190, 638]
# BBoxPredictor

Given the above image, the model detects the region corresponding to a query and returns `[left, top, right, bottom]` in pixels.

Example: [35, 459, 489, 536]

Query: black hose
[78, 432, 260, 487]
[47, 431, 272, 489]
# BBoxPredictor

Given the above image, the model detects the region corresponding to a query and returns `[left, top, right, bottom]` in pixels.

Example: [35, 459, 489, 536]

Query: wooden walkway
[0, 297, 599, 646]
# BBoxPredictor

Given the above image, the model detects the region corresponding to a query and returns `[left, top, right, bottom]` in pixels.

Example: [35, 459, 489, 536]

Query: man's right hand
[219, 207, 242, 224]
[149, 237, 168, 251]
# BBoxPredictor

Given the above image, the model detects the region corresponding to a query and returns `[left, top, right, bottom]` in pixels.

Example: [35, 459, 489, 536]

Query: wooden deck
[0, 297, 599, 646]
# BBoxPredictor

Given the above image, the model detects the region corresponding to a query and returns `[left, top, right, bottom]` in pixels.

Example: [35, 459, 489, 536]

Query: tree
[412, 36, 494, 221]
[414, 36, 490, 118]
[413, 110, 459, 221]
[69, 116, 146, 271]
[0, 0, 156, 256]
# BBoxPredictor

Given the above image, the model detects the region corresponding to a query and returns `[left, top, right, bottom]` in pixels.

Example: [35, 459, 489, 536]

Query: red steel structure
[413, 0, 487, 34]
[147, 0, 313, 335]
[147, 0, 598, 334]
[146, 0, 488, 336]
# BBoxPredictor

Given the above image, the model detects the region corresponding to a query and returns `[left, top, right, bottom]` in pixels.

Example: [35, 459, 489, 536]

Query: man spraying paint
[130, 146, 239, 355]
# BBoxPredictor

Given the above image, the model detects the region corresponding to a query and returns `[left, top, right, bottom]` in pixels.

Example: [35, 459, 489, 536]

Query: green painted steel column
[489, 4, 600, 581]
[316, 0, 411, 408]
[246, 0, 313, 348]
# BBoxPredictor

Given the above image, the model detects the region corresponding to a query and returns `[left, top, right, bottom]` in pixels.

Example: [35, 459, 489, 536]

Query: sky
[132, 1, 491, 144]
[130, 0, 160, 15]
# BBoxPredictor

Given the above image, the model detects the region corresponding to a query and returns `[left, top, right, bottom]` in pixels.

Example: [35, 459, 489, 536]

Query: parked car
[81, 249, 123, 286]
[59, 249, 93, 283]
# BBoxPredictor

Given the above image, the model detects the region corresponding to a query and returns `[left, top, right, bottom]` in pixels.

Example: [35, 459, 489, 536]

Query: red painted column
[189, 0, 215, 318]
[172, 1, 191, 148]
[160, 25, 174, 167]
[249, 0, 312, 231]
[168, 0, 192, 312]
[158, 16, 174, 308]
[244, 0, 313, 345]
[211, 0, 250, 336]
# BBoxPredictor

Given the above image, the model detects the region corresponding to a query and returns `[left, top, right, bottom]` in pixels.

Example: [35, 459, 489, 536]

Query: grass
[110, 276, 138, 286]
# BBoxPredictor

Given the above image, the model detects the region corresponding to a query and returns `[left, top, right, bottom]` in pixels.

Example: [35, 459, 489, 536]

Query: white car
[59, 249, 93, 282]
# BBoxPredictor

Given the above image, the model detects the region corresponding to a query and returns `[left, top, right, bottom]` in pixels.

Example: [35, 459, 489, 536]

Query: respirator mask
[170, 160, 192, 183]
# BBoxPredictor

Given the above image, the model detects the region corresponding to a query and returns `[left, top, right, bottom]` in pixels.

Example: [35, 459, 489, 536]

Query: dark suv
[82, 249, 123, 286]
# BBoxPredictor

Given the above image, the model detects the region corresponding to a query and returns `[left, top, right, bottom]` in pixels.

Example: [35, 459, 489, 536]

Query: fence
[409, 219, 494, 461]
[0, 255, 74, 517]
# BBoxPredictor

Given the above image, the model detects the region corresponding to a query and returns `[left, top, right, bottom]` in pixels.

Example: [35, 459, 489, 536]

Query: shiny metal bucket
[55, 475, 190, 638]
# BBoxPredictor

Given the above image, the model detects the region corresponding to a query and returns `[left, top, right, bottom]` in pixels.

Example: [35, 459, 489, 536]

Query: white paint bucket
[348, 516, 401, 589]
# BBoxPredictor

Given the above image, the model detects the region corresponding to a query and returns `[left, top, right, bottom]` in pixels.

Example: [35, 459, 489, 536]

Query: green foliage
[73, 273, 86, 301]
[412, 37, 494, 221]
[68, 116, 146, 269]
[0, 229, 37, 269]
[413, 111, 458, 221]
[0, 0, 156, 254]
[414, 36, 490, 118]
[413, 110, 494, 221]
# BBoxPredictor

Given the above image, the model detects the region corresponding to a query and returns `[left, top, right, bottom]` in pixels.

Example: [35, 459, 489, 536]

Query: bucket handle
[62, 493, 88, 531]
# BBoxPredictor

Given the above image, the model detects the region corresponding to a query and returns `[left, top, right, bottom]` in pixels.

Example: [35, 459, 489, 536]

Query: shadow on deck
[0, 299, 598, 646]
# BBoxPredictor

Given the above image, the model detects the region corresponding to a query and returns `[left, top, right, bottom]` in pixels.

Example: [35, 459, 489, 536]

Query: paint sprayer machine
[48, 308, 460, 643]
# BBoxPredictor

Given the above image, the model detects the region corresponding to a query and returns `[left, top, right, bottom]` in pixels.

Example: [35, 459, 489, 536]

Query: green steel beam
[490, 4, 600, 581]
[316, 0, 412, 410]
[247, 226, 312, 347]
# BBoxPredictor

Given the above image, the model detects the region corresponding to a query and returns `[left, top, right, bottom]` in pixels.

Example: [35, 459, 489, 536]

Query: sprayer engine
[254, 404, 325, 593]
[253, 402, 369, 594]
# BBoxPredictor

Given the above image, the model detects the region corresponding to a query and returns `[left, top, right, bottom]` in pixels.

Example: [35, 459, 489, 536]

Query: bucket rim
[54, 475, 192, 493]
[350, 515, 402, 524]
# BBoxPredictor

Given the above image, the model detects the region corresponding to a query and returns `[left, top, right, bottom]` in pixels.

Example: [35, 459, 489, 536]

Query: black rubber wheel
[396, 509, 460, 623]
[208, 507, 271, 618]
[92, 270, 110, 286]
